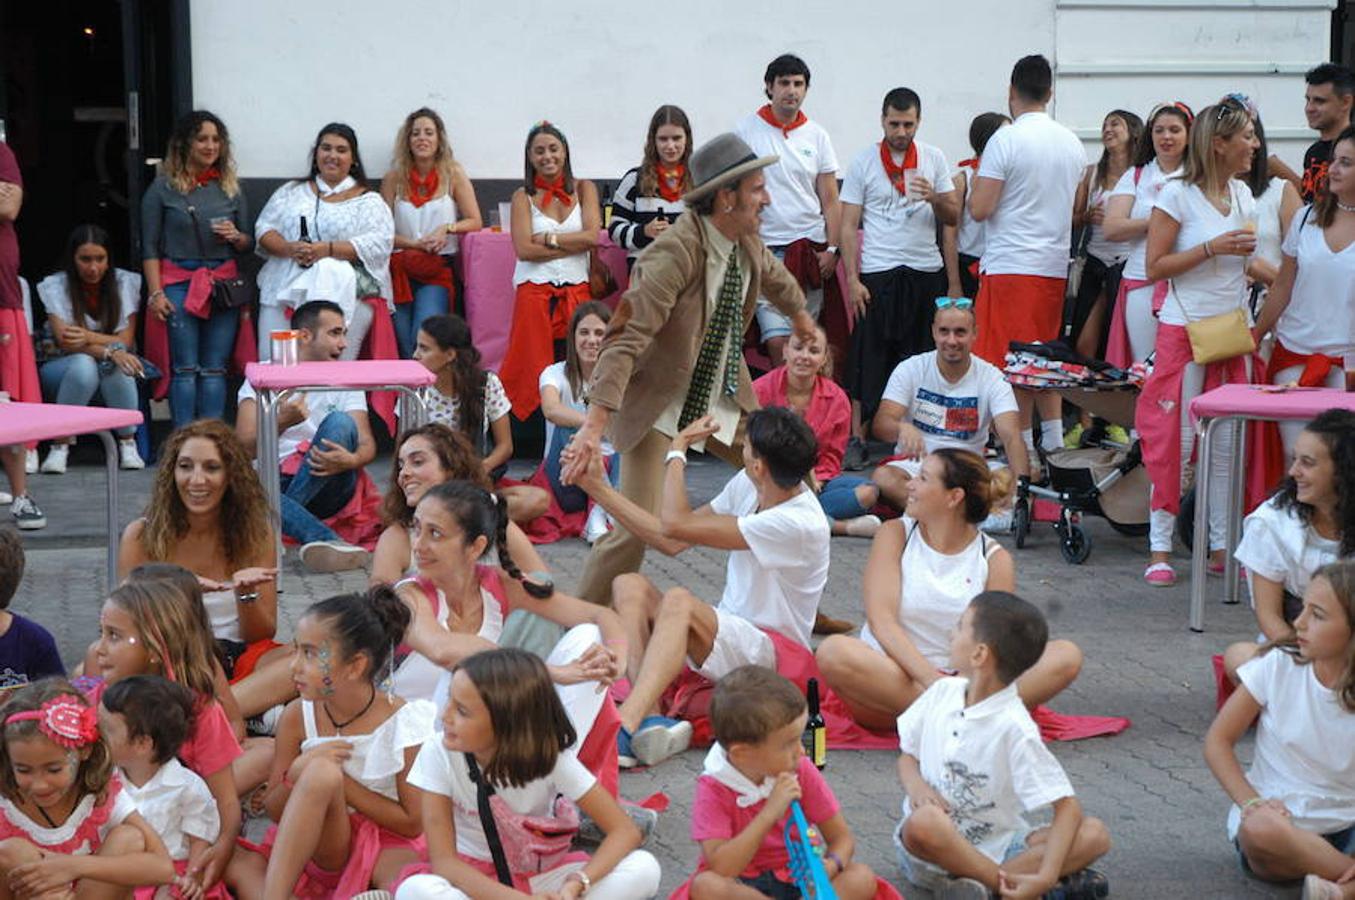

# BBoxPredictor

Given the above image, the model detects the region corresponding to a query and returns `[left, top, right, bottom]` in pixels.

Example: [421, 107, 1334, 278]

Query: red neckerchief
[879, 141, 919, 196]
[957, 157, 979, 170]
[408, 167, 439, 208]
[657, 164, 685, 203]
[193, 167, 220, 187]
[80, 281, 101, 317]
[533, 174, 574, 208]
[757, 104, 808, 138]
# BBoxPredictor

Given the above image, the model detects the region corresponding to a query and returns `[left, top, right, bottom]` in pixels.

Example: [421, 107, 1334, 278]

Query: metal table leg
[1224, 416, 1246, 605]
[1190, 416, 1220, 632]
[257, 388, 283, 561]
[99, 431, 118, 591]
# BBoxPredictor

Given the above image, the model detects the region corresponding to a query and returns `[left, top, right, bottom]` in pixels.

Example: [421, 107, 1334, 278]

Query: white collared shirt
[120, 758, 220, 861]
[651, 215, 746, 451]
[897, 677, 1073, 864]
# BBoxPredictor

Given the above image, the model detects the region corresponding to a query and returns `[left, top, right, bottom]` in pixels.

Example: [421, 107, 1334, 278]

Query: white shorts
[690, 609, 775, 681]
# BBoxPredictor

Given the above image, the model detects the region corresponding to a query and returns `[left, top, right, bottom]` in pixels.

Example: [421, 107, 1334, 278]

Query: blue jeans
[39, 355, 139, 437]
[544, 424, 619, 513]
[391, 280, 450, 358]
[818, 474, 872, 520]
[279, 412, 357, 545]
[165, 258, 239, 427]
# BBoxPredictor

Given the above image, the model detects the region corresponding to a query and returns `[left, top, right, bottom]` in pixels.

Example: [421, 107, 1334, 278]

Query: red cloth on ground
[133, 859, 231, 900]
[973, 273, 1066, 366]
[1105, 277, 1167, 368]
[258, 812, 425, 898]
[279, 444, 385, 550]
[779, 239, 852, 388]
[500, 281, 591, 419]
[1135, 323, 1257, 515]
[508, 464, 588, 544]
[753, 367, 850, 483]
[142, 306, 256, 402]
[579, 690, 621, 799]
[0, 308, 40, 448]
[390, 250, 455, 306]
[161, 258, 241, 320]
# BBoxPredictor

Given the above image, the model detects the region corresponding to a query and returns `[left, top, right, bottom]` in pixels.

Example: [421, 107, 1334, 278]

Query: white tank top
[861, 518, 1001, 668]
[394, 194, 459, 255]
[957, 171, 985, 259]
[202, 588, 241, 642]
[389, 580, 507, 703]
[512, 201, 589, 286]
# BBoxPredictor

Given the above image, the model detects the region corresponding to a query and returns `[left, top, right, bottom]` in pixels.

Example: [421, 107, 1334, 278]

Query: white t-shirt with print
[708, 471, 830, 648]
[424, 371, 511, 441]
[1277, 204, 1355, 357]
[841, 140, 953, 274]
[237, 381, 366, 462]
[897, 678, 1074, 864]
[408, 741, 595, 863]
[880, 351, 1018, 457]
[735, 113, 838, 246]
[1110, 160, 1181, 281]
[976, 111, 1087, 278]
[1229, 649, 1355, 839]
[1154, 178, 1256, 327]
[36, 270, 141, 334]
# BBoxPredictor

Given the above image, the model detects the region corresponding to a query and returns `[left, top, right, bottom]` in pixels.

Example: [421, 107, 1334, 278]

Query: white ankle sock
[1041, 420, 1063, 451]
[1021, 428, 1036, 457]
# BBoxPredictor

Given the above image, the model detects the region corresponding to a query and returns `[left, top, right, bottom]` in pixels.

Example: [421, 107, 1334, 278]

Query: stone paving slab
[9, 453, 1289, 898]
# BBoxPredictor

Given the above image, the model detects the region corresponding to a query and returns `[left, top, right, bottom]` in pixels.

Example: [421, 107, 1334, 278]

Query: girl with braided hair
[390, 480, 627, 794]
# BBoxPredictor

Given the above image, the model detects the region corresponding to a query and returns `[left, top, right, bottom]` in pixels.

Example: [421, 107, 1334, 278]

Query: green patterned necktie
[678, 245, 743, 430]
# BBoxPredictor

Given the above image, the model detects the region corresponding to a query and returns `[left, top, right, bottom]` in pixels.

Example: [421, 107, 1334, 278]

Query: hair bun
[367, 584, 412, 648]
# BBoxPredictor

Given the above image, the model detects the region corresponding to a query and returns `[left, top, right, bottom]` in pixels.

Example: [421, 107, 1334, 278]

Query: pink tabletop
[460, 230, 629, 372]
[245, 360, 435, 391]
[1189, 384, 1355, 421]
[0, 402, 143, 445]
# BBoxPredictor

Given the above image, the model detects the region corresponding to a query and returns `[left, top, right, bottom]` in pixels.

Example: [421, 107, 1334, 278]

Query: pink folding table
[0, 402, 143, 588]
[244, 361, 435, 544]
[1188, 384, 1355, 631]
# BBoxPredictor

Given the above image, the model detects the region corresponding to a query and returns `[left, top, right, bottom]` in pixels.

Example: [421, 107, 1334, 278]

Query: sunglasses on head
[934, 297, 974, 310]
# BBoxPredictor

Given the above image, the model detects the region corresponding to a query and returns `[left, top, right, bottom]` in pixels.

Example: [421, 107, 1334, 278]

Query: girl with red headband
[0, 679, 174, 896]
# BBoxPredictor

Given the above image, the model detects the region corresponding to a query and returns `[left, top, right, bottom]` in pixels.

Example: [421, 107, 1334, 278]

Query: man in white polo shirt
[735, 53, 841, 369]
[968, 54, 1086, 465]
[840, 86, 960, 472]
[870, 300, 1029, 514]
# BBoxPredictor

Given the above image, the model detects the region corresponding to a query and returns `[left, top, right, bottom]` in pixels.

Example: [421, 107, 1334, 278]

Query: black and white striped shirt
[607, 166, 687, 258]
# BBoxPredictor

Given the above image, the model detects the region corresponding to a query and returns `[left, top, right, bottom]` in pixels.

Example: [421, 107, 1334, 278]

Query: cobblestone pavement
[12, 451, 1289, 898]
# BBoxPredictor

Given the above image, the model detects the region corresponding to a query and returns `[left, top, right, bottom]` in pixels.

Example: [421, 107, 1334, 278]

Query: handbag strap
[465, 753, 514, 887]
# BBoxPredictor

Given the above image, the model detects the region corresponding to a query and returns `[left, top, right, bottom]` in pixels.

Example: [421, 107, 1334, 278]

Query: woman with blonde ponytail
[386, 481, 628, 792]
[817, 448, 1083, 729]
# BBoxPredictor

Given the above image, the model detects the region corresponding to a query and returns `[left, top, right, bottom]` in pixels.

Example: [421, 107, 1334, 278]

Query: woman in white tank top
[500, 122, 603, 421]
[816, 448, 1084, 731]
[380, 108, 483, 358]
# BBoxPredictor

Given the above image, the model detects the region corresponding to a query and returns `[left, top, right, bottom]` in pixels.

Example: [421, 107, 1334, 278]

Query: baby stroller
[1004, 342, 1150, 564]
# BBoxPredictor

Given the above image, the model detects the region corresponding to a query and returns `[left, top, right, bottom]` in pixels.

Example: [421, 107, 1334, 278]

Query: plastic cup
[270, 330, 299, 366]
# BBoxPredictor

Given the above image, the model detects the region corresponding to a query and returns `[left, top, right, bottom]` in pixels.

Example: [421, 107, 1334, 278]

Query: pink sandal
[1144, 562, 1177, 587]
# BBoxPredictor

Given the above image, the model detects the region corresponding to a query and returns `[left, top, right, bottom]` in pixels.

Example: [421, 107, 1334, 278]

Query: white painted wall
[191, 0, 1332, 181]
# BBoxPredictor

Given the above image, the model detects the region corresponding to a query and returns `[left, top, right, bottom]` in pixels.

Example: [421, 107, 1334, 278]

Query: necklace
[325, 684, 377, 732]
[1338, 200, 1355, 213]
[34, 803, 58, 828]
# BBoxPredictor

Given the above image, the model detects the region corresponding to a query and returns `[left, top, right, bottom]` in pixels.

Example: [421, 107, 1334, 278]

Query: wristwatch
[565, 870, 591, 895]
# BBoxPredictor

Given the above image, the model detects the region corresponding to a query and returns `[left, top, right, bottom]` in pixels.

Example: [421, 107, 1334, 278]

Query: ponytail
[492, 494, 553, 600]
[307, 588, 411, 684]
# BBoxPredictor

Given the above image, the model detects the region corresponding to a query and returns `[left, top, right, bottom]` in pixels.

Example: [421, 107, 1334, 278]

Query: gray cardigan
[140, 176, 251, 261]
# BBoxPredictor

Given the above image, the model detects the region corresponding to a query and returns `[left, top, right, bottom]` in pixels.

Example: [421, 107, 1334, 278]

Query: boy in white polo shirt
[576, 406, 830, 768]
[735, 53, 841, 369]
[895, 591, 1111, 899]
[968, 54, 1086, 463]
[840, 86, 960, 472]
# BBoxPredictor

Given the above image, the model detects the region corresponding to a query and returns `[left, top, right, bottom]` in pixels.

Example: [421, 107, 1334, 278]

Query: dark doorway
[0, 0, 186, 287]
[1336, 0, 1353, 66]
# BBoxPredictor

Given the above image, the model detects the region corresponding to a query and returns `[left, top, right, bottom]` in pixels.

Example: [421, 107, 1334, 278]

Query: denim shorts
[894, 816, 1029, 892]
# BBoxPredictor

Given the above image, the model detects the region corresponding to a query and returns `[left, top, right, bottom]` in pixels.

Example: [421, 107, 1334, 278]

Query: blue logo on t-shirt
[911, 387, 980, 440]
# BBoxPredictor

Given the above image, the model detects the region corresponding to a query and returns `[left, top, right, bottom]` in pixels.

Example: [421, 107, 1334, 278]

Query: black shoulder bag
[465, 753, 514, 887]
[187, 205, 253, 311]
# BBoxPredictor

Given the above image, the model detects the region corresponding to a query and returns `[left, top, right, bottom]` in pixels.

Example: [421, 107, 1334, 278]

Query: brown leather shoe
[813, 611, 855, 636]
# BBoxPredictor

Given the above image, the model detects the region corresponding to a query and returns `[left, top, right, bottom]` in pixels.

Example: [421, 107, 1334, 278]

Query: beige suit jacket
[587, 211, 806, 453]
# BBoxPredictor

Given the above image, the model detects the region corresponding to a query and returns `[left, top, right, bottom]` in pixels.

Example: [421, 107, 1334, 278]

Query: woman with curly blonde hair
[380, 107, 483, 356]
[116, 420, 289, 717]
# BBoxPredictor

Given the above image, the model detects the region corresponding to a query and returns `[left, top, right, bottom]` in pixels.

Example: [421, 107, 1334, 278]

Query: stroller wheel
[1013, 502, 1030, 549]
[1060, 524, 1092, 564]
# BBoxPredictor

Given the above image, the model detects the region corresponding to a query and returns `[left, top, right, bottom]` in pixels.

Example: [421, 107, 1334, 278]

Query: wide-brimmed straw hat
[682, 133, 778, 203]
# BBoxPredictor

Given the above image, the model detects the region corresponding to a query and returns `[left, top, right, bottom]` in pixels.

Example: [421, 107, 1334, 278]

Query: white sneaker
[0, 490, 11, 505]
[40, 445, 68, 475]
[118, 441, 145, 470]
[24, 448, 38, 474]
[842, 514, 882, 538]
[583, 503, 611, 544]
[300, 540, 370, 573]
[11, 495, 45, 530]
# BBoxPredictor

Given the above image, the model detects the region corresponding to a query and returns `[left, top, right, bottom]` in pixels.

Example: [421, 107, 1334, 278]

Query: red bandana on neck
[193, 167, 220, 187]
[879, 141, 919, 196]
[657, 164, 686, 203]
[957, 158, 979, 170]
[80, 281, 101, 316]
[408, 168, 439, 208]
[534, 174, 573, 208]
[757, 104, 808, 138]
